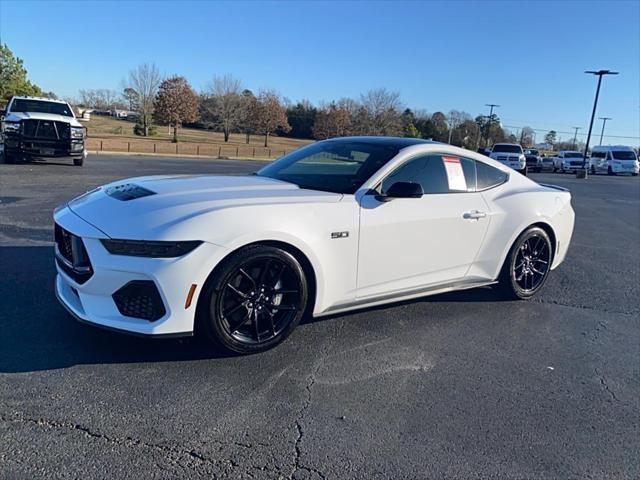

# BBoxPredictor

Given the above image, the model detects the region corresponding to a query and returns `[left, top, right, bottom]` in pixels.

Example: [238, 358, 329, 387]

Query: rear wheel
[198, 245, 308, 354]
[498, 226, 552, 300]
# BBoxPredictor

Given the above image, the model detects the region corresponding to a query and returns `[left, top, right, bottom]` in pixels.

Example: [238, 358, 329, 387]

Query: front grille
[112, 281, 166, 321]
[570, 161, 582, 166]
[22, 119, 70, 140]
[54, 224, 93, 284]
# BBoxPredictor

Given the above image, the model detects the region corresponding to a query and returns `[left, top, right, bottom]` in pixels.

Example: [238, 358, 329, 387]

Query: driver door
[356, 154, 490, 299]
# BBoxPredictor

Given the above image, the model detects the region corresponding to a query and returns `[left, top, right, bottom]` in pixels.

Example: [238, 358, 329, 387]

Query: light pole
[572, 127, 581, 150]
[598, 117, 612, 145]
[582, 70, 619, 167]
[484, 103, 500, 147]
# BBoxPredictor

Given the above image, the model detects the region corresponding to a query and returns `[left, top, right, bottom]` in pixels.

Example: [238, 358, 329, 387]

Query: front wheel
[591, 165, 596, 175]
[198, 245, 309, 354]
[73, 157, 84, 166]
[498, 226, 553, 300]
[608, 166, 615, 176]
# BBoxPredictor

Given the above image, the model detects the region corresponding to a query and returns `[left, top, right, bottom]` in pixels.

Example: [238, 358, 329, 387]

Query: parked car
[1, 96, 87, 166]
[54, 137, 575, 353]
[524, 149, 542, 172]
[537, 154, 555, 172]
[588, 145, 639, 176]
[489, 143, 527, 175]
[477, 147, 491, 156]
[551, 151, 585, 173]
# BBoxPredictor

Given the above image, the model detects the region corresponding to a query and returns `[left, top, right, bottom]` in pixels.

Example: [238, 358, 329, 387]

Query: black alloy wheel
[199, 245, 308, 354]
[499, 226, 552, 299]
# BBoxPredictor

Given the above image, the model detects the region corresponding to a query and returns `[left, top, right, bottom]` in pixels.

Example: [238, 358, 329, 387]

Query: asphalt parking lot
[1, 154, 638, 479]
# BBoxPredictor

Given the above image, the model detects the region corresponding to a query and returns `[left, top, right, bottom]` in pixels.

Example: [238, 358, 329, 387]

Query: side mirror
[377, 182, 424, 202]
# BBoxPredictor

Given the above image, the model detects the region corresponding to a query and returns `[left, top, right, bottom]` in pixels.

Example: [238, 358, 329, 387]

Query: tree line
[2, 43, 569, 149]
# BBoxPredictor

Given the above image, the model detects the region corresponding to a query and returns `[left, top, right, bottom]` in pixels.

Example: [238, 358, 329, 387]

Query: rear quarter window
[476, 161, 508, 190]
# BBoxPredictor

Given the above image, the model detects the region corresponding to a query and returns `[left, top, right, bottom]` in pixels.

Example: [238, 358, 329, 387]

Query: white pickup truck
[550, 151, 585, 173]
[489, 143, 527, 175]
[1, 96, 87, 166]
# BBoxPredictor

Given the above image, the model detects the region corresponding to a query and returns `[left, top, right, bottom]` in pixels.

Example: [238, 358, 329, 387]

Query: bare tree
[252, 90, 291, 147]
[205, 74, 244, 142]
[126, 63, 162, 136]
[313, 103, 352, 139]
[154, 76, 199, 143]
[360, 88, 403, 136]
[240, 89, 257, 144]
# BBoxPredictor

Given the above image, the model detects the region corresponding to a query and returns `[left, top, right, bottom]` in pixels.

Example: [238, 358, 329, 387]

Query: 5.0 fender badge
[331, 231, 349, 239]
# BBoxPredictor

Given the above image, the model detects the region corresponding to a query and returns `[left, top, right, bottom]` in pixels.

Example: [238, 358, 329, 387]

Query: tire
[591, 166, 596, 175]
[608, 166, 614, 176]
[198, 245, 309, 354]
[4, 151, 16, 164]
[498, 226, 553, 300]
[73, 157, 84, 166]
[633, 173, 638, 177]
[520, 167, 527, 176]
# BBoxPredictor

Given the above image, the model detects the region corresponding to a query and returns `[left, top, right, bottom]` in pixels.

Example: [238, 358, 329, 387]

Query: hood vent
[106, 184, 156, 201]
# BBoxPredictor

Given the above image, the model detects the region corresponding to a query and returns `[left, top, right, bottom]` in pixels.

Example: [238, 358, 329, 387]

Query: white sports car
[54, 137, 575, 353]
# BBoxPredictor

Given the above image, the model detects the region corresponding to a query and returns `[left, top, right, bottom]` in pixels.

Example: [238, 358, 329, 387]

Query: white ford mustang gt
[54, 137, 575, 353]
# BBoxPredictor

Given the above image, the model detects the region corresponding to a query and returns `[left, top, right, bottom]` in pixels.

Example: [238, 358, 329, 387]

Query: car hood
[5, 111, 83, 127]
[67, 175, 343, 239]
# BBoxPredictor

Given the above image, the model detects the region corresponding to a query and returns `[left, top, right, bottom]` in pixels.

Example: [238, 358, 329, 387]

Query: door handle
[463, 210, 487, 220]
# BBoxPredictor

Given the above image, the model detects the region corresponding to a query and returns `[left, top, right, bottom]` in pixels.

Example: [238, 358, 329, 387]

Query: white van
[589, 145, 639, 176]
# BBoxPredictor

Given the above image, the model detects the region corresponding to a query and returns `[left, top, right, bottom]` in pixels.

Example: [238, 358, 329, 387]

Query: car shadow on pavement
[0, 246, 236, 374]
[0, 245, 507, 373]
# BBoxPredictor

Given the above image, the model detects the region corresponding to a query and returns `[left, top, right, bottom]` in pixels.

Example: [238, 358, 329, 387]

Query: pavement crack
[0, 410, 271, 477]
[595, 368, 621, 404]
[288, 323, 341, 480]
[532, 298, 636, 316]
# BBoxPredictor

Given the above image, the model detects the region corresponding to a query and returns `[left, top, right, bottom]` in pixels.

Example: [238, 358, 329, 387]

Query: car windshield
[564, 152, 583, 158]
[492, 144, 522, 153]
[525, 149, 539, 155]
[256, 141, 401, 194]
[10, 99, 73, 117]
[612, 151, 637, 161]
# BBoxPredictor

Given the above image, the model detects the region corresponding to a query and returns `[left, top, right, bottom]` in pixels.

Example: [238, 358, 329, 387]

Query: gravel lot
[1, 154, 638, 479]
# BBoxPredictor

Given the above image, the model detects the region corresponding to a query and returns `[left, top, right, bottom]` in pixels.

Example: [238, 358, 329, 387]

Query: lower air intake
[112, 281, 166, 321]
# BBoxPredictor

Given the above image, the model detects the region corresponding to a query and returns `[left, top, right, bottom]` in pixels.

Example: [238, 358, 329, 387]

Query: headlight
[2, 121, 20, 133]
[71, 127, 84, 139]
[101, 239, 203, 258]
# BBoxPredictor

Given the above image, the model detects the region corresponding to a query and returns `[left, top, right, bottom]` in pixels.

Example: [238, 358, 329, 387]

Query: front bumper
[5, 135, 85, 158]
[54, 206, 230, 336]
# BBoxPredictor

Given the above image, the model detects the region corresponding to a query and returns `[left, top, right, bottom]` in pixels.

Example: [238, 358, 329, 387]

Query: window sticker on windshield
[442, 156, 467, 191]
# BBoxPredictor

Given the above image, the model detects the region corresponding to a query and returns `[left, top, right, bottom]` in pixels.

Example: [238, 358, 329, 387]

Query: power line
[501, 124, 639, 140]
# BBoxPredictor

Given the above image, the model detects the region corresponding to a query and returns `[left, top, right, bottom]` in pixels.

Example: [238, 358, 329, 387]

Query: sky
[1, 0, 638, 145]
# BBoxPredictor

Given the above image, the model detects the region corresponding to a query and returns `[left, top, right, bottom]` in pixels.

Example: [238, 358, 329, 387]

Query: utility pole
[598, 117, 612, 145]
[572, 127, 581, 150]
[582, 70, 619, 168]
[484, 104, 499, 147]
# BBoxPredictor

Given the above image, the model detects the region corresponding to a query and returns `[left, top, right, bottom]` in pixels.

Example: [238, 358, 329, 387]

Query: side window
[381, 154, 476, 194]
[476, 161, 508, 190]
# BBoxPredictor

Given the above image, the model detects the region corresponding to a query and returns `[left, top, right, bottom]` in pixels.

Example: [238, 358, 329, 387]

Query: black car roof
[323, 136, 438, 149]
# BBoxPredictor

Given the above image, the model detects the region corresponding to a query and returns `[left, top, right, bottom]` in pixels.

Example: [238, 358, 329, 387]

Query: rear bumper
[550, 200, 575, 270]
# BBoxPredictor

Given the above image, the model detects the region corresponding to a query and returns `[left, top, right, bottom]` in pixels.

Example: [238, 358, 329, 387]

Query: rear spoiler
[539, 183, 569, 192]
